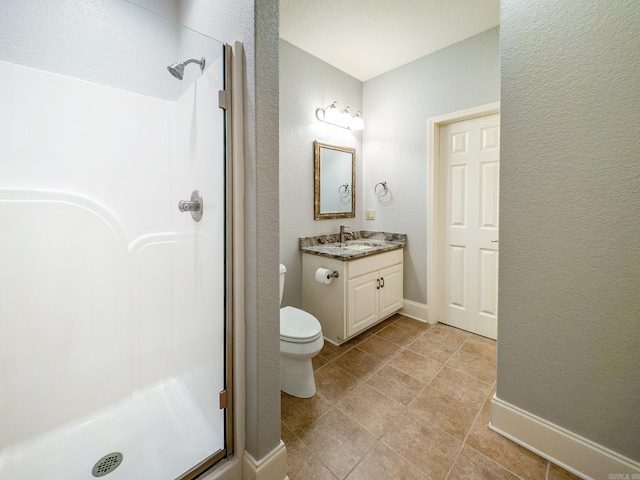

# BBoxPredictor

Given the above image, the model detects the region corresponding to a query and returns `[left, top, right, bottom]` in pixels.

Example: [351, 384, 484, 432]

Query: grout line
[443, 389, 489, 479]
[284, 320, 500, 479]
[327, 318, 432, 478]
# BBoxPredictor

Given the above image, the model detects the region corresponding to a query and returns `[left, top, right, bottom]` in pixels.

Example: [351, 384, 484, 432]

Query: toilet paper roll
[315, 267, 334, 285]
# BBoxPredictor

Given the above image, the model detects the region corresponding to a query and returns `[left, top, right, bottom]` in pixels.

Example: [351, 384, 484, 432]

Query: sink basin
[346, 239, 386, 246]
[343, 244, 374, 251]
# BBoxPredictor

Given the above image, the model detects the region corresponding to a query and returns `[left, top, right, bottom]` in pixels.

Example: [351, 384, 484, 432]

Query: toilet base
[280, 355, 316, 398]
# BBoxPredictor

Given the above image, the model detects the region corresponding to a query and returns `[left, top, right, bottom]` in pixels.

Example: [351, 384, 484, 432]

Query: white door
[438, 113, 499, 339]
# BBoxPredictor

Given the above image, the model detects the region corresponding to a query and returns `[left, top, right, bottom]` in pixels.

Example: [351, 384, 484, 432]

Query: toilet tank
[279, 263, 286, 305]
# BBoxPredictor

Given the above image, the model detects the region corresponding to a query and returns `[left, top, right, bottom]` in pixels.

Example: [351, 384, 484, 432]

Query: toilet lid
[280, 306, 322, 343]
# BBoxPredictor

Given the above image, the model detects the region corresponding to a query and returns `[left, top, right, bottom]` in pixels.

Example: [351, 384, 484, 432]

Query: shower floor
[0, 378, 223, 479]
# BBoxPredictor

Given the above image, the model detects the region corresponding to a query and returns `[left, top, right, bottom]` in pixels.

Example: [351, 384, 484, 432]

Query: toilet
[280, 263, 324, 398]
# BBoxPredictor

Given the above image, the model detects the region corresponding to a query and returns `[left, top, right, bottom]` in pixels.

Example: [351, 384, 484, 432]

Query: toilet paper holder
[315, 267, 340, 284]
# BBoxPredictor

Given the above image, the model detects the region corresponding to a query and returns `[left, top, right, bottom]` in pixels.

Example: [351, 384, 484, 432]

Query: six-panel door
[439, 113, 500, 339]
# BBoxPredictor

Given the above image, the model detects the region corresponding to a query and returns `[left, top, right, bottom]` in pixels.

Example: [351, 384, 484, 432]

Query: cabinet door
[347, 271, 379, 337]
[379, 263, 403, 319]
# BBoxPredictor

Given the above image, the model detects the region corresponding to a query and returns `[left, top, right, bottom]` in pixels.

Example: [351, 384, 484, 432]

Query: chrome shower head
[167, 57, 206, 80]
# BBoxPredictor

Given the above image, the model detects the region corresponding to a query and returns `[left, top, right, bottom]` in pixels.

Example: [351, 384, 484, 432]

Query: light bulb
[338, 107, 352, 128]
[350, 112, 364, 131]
[323, 101, 339, 123]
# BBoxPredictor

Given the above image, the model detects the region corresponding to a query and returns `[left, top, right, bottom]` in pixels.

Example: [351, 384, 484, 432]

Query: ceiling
[280, 0, 500, 82]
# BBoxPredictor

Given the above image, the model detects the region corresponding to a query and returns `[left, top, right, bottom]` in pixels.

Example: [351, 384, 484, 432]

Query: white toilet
[279, 263, 324, 398]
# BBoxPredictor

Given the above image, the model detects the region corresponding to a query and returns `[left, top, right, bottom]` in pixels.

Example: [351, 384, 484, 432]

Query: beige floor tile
[343, 329, 374, 347]
[392, 316, 433, 335]
[381, 412, 463, 479]
[356, 334, 403, 361]
[281, 421, 296, 444]
[375, 324, 420, 347]
[312, 354, 330, 371]
[460, 335, 497, 363]
[300, 409, 376, 479]
[314, 362, 361, 404]
[408, 335, 458, 364]
[422, 323, 471, 348]
[337, 383, 404, 438]
[390, 349, 444, 383]
[447, 350, 496, 384]
[366, 365, 425, 406]
[286, 437, 338, 480]
[430, 366, 493, 410]
[283, 330, 564, 480]
[281, 391, 332, 435]
[333, 347, 384, 380]
[368, 317, 397, 334]
[548, 463, 581, 479]
[408, 385, 477, 440]
[319, 340, 354, 361]
[447, 445, 520, 480]
[346, 441, 428, 479]
[465, 396, 547, 480]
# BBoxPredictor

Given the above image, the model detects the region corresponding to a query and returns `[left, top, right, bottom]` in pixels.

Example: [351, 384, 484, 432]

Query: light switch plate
[366, 209, 375, 220]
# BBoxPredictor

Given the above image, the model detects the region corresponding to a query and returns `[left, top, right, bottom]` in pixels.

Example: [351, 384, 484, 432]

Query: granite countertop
[299, 231, 406, 261]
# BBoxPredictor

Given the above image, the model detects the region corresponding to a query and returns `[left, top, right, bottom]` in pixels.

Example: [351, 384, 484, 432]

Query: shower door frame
[177, 43, 236, 480]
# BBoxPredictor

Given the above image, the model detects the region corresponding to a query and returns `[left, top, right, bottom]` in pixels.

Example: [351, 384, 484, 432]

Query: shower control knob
[178, 190, 203, 222]
[179, 200, 199, 211]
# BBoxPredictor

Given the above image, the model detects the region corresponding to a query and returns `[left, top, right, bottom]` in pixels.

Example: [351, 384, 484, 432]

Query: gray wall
[279, 39, 363, 307]
[362, 27, 500, 304]
[180, 0, 282, 462]
[499, 0, 640, 462]
[280, 29, 500, 309]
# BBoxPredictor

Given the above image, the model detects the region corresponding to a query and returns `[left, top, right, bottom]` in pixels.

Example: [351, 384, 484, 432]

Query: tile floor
[281, 314, 580, 480]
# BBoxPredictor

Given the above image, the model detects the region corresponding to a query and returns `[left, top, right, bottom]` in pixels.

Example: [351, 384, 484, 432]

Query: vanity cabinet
[302, 249, 403, 345]
[347, 262, 403, 337]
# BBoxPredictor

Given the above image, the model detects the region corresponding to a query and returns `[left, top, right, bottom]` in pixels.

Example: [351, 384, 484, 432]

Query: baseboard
[399, 300, 431, 323]
[490, 395, 640, 480]
[242, 441, 287, 480]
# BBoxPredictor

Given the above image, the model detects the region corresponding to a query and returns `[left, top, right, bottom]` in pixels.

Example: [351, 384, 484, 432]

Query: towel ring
[374, 181, 389, 198]
[338, 184, 351, 198]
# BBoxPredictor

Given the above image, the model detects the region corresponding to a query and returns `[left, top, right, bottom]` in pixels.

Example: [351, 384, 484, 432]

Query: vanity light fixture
[316, 101, 364, 131]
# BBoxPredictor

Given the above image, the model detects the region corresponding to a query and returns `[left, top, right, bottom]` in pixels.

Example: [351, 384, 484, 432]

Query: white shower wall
[0, 48, 225, 478]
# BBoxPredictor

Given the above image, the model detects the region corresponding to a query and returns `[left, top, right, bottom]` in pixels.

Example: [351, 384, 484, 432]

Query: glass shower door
[0, 2, 229, 478]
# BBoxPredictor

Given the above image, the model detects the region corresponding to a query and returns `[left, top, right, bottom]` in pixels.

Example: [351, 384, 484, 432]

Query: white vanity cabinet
[302, 249, 403, 345]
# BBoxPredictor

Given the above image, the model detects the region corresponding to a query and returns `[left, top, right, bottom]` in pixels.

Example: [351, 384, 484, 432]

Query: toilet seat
[280, 306, 322, 344]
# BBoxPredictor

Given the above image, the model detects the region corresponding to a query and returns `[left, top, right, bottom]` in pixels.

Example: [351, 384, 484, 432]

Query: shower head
[167, 57, 206, 80]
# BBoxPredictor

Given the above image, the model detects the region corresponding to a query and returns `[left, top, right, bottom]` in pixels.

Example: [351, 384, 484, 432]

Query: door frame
[426, 102, 500, 326]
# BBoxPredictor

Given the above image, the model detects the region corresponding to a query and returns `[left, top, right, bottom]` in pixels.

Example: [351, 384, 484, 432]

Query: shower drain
[92, 452, 123, 477]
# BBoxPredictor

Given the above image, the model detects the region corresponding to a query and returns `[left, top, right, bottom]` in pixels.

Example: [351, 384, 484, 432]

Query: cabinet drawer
[346, 249, 403, 279]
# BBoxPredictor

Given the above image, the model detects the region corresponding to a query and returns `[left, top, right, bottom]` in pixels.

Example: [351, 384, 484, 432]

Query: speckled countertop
[299, 231, 406, 260]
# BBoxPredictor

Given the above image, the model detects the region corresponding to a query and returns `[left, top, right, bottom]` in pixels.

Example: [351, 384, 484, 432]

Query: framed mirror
[314, 140, 356, 220]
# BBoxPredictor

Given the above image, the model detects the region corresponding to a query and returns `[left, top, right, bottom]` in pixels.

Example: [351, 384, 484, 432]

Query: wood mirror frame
[314, 140, 356, 220]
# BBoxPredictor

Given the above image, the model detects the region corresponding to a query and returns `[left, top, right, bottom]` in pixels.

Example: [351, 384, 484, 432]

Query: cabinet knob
[380, 277, 385, 288]
[376, 279, 380, 290]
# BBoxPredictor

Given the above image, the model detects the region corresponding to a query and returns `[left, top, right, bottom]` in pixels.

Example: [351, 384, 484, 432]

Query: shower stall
[0, 1, 233, 478]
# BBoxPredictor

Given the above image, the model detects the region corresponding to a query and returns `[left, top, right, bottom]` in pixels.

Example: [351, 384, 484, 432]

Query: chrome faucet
[339, 225, 353, 244]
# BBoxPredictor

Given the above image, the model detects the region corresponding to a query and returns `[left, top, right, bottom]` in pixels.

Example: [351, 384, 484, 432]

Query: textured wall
[279, 39, 363, 308]
[362, 28, 500, 304]
[280, 29, 500, 308]
[499, 0, 640, 461]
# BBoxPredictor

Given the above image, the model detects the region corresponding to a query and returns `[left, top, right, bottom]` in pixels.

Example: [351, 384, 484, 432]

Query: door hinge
[218, 90, 229, 110]
[219, 389, 228, 409]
